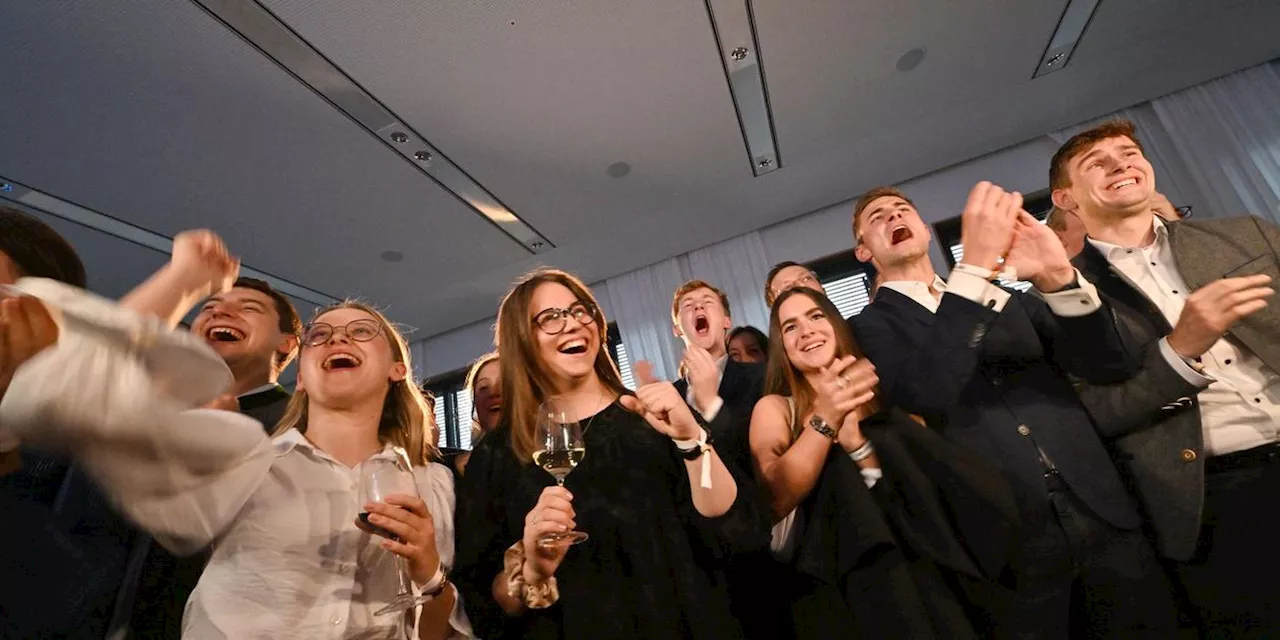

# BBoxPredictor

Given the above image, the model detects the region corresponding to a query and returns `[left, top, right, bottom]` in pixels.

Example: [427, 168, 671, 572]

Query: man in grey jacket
[1052, 119, 1280, 637]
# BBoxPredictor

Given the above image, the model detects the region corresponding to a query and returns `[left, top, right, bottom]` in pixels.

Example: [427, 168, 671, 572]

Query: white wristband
[673, 433, 714, 490]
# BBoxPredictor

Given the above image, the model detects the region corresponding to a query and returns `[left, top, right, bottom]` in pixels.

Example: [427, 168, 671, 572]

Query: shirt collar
[881, 274, 947, 298]
[239, 382, 279, 398]
[273, 428, 399, 464]
[1087, 216, 1169, 260]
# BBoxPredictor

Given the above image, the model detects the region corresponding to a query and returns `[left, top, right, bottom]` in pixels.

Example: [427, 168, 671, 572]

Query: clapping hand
[812, 356, 877, 429]
[620, 361, 703, 441]
[958, 182, 1022, 272]
[169, 230, 240, 298]
[1004, 211, 1077, 291]
[682, 345, 720, 416]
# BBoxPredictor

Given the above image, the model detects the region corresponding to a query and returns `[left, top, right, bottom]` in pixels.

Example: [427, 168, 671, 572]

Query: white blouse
[0, 323, 472, 639]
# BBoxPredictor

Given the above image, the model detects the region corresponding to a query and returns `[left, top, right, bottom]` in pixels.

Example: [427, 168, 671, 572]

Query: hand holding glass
[532, 398, 589, 546]
[359, 451, 432, 616]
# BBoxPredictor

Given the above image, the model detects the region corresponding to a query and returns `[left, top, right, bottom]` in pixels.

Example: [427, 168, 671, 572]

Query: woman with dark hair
[454, 268, 766, 639]
[726, 325, 768, 364]
[749, 287, 1017, 639]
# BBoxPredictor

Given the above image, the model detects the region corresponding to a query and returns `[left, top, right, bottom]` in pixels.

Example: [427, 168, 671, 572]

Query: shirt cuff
[695, 396, 724, 423]
[1039, 269, 1103, 317]
[945, 270, 1011, 312]
[860, 467, 883, 489]
[1158, 337, 1215, 388]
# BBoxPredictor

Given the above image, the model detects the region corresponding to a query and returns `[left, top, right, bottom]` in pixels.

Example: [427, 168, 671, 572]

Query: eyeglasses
[533, 302, 596, 336]
[773, 272, 819, 294]
[1174, 205, 1193, 219]
[301, 319, 382, 347]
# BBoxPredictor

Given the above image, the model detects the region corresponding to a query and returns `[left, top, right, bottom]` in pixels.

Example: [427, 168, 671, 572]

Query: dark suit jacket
[849, 281, 1142, 541]
[1070, 215, 1280, 561]
[674, 358, 766, 479]
[238, 384, 291, 432]
[0, 452, 138, 639]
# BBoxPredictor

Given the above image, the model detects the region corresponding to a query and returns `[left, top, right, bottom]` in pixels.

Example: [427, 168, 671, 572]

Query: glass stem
[396, 554, 412, 595]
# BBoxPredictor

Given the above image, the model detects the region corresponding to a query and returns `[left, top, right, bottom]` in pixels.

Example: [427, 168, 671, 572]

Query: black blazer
[674, 358, 766, 479]
[1069, 215, 1280, 560]
[849, 282, 1142, 537]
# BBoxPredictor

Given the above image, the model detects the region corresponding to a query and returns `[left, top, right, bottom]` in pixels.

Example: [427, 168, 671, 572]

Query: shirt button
[1180, 449, 1197, 462]
[1224, 359, 1233, 365]
[1017, 425, 1031, 436]
[1256, 397, 1264, 404]
[330, 615, 343, 625]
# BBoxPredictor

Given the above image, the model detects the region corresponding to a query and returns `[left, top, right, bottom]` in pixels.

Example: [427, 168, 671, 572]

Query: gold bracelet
[502, 540, 560, 609]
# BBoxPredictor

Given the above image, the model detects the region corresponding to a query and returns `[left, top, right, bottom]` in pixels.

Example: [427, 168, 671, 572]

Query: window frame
[805, 251, 878, 318]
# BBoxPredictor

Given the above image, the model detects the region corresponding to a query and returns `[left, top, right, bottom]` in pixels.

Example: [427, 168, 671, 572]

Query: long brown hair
[495, 268, 628, 462]
[272, 301, 439, 466]
[763, 287, 864, 433]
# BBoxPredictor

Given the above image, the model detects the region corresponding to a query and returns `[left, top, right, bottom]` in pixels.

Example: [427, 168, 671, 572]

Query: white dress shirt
[0, 326, 472, 639]
[1088, 218, 1280, 456]
[880, 268, 1102, 317]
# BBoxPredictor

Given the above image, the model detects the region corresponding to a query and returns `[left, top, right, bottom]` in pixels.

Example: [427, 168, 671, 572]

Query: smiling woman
[454, 267, 768, 640]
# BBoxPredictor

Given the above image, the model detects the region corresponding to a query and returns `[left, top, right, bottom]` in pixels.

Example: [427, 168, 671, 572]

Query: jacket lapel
[1073, 242, 1172, 332]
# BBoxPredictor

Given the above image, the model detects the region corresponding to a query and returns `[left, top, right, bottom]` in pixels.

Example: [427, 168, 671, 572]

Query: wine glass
[533, 397, 589, 547]
[359, 448, 431, 616]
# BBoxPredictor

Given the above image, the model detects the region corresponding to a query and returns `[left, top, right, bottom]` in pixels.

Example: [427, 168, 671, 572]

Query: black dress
[455, 401, 769, 639]
[786, 408, 1020, 639]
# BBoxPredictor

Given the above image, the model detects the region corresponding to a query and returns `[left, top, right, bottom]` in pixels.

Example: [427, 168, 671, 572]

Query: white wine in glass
[534, 397, 589, 546]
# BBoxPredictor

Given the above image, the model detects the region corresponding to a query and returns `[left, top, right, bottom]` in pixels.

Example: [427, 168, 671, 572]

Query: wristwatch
[808, 415, 838, 441]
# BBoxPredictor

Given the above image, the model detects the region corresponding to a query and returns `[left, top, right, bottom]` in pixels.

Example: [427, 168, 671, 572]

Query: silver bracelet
[848, 440, 875, 462]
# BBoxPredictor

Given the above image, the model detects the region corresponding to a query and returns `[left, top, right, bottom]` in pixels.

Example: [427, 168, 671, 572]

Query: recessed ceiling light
[380, 250, 404, 263]
[896, 48, 926, 72]
[606, 162, 631, 178]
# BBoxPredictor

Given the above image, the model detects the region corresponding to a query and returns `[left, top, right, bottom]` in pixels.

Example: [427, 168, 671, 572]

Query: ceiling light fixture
[606, 162, 631, 178]
[1033, 0, 1102, 78]
[895, 47, 926, 72]
[191, 0, 554, 255]
[703, 0, 781, 177]
[0, 175, 340, 307]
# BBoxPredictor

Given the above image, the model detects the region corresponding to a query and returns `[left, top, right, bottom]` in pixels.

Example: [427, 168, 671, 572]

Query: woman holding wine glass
[454, 268, 768, 640]
[0, 233, 471, 638]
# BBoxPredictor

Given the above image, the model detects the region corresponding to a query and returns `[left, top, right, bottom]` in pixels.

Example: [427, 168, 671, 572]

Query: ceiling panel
[0, 1, 527, 331]
[2, 0, 1278, 340]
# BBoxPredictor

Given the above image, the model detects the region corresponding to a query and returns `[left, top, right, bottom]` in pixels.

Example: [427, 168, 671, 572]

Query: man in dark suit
[669, 279, 766, 479]
[847, 183, 1180, 638]
[125, 276, 300, 639]
[1052, 119, 1280, 637]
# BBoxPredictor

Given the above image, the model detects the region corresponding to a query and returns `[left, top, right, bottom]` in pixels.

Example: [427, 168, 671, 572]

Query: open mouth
[1108, 177, 1138, 191]
[558, 338, 589, 356]
[322, 352, 362, 370]
[206, 326, 245, 343]
[890, 225, 913, 245]
[800, 340, 825, 353]
[694, 314, 710, 336]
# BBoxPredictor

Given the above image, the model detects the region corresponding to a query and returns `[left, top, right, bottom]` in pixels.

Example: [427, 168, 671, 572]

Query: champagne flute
[532, 397, 589, 546]
[359, 448, 432, 615]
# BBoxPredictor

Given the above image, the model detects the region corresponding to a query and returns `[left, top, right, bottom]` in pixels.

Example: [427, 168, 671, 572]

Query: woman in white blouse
[1, 232, 471, 639]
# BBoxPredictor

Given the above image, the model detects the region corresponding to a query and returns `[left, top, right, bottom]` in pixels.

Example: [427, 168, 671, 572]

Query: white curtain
[601, 231, 774, 382]
[1052, 60, 1280, 224]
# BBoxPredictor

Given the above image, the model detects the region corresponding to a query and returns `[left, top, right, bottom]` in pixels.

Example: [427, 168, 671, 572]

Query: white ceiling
[2, 0, 1278, 340]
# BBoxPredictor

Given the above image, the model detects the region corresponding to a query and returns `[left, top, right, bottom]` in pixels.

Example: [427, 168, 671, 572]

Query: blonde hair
[272, 301, 439, 466]
[495, 269, 628, 462]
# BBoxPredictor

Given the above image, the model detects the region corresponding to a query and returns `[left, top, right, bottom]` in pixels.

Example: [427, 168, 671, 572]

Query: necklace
[579, 387, 611, 434]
